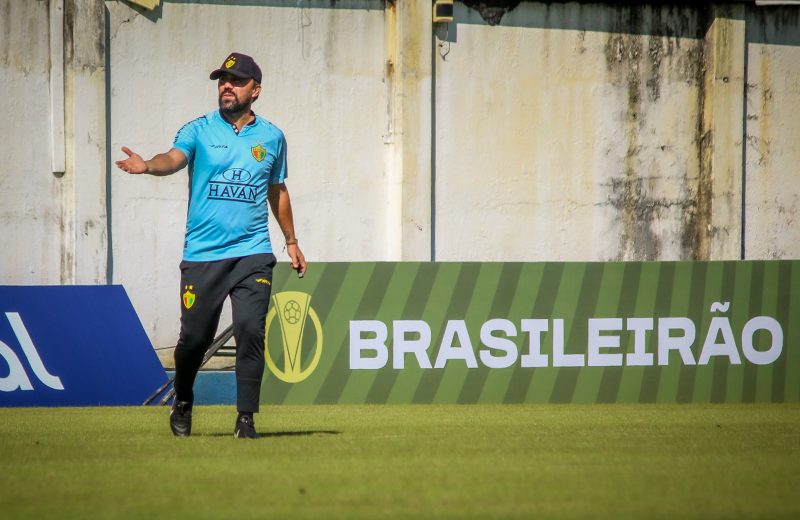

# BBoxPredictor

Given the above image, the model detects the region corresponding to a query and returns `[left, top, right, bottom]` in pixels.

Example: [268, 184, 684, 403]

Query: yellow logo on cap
[225, 56, 236, 69]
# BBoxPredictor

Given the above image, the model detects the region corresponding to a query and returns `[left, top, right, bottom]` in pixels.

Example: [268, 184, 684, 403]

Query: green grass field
[1, 404, 798, 519]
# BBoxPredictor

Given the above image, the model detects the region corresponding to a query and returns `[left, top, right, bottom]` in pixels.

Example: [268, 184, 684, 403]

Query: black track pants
[173, 253, 276, 413]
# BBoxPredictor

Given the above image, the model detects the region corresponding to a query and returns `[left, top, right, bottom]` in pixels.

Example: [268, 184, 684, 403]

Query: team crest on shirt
[251, 144, 267, 162]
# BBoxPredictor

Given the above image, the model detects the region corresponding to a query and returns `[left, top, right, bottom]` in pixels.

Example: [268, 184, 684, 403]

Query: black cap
[209, 52, 262, 84]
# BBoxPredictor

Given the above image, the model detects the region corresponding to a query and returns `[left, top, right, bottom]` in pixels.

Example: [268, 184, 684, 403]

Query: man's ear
[252, 82, 262, 101]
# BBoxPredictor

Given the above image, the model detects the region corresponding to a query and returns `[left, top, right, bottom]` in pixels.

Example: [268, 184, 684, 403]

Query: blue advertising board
[0, 286, 167, 406]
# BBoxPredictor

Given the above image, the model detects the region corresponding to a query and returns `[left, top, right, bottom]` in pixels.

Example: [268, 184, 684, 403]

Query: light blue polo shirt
[172, 110, 287, 261]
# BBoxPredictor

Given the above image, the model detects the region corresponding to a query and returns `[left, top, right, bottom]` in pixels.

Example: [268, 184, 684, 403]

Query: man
[116, 52, 306, 439]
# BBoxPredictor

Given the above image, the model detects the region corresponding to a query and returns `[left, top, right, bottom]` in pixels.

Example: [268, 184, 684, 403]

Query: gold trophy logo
[264, 291, 323, 383]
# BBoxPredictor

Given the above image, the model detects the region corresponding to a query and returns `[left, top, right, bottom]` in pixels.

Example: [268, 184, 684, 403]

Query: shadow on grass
[196, 430, 341, 439]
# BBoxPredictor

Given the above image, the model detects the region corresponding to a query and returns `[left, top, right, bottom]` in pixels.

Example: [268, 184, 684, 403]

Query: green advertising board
[261, 261, 799, 404]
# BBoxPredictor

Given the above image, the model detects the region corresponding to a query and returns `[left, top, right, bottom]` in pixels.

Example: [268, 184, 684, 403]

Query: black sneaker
[234, 414, 259, 439]
[170, 400, 192, 437]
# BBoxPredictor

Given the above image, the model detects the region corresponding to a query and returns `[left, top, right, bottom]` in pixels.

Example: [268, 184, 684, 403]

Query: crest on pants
[182, 285, 195, 309]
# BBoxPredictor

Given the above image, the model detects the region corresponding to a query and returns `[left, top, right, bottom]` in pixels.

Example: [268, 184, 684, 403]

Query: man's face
[217, 73, 261, 114]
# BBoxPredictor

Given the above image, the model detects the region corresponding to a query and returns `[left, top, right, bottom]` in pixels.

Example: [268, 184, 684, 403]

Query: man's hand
[115, 147, 186, 176]
[115, 147, 148, 174]
[287, 243, 307, 278]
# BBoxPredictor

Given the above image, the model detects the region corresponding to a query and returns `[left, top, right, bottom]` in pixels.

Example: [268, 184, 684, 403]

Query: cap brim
[209, 68, 253, 81]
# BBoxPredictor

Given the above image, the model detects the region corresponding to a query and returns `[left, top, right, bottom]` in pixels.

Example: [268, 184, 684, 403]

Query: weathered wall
[0, 0, 107, 285]
[744, 8, 800, 259]
[0, 0, 63, 283]
[434, 3, 787, 262]
[435, 4, 711, 261]
[65, 0, 108, 284]
[1, 1, 799, 351]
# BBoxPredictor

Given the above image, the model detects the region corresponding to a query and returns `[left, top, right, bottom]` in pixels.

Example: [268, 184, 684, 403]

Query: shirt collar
[218, 110, 258, 134]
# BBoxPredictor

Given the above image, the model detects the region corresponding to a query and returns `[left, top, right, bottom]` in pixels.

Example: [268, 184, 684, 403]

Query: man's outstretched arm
[115, 147, 187, 176]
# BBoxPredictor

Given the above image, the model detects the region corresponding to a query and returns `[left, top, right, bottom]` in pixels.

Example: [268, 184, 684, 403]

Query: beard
[218, 90, 250, 115]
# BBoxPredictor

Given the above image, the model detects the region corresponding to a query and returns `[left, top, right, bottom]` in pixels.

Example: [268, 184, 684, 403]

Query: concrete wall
[1, 1, 799, 350]
[1, 0, 64, 283]
[744, 8, 800, 259]
[434, 2, 796, 262]
[435, 4, 711, 261]
[0, 0, 107, 285]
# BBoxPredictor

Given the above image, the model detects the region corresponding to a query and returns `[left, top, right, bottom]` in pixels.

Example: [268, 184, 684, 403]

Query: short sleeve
[270, 133, 288, 184]
[172, 120, 198, 163]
